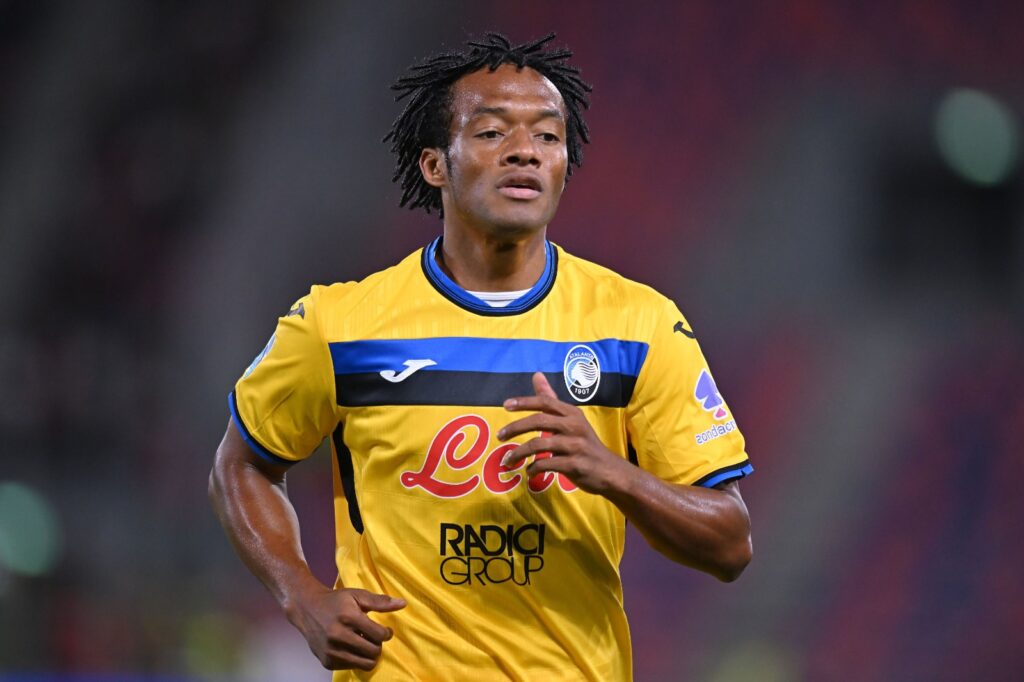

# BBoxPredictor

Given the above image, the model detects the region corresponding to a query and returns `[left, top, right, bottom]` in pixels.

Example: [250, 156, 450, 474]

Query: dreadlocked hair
[383, 32, 592, 216]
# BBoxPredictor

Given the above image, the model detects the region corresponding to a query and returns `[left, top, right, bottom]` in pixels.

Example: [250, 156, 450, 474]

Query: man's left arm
[499, 372, 752, 583]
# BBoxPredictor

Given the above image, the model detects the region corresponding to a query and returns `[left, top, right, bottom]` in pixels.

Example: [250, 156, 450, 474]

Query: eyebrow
[470, 106, 565, 121]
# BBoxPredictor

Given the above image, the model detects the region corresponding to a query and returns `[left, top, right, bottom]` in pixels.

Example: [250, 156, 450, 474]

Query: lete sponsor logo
[400, 415, 577, 498]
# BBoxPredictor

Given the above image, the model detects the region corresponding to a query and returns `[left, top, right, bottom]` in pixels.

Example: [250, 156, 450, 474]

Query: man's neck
[437, 225, 548, 292]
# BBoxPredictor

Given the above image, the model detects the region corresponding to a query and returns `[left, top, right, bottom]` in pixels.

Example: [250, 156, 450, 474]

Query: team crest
[563, 344, 600, 402]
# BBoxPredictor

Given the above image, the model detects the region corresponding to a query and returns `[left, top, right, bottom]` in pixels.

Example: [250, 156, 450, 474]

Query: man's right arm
[208, 419, 406, 671]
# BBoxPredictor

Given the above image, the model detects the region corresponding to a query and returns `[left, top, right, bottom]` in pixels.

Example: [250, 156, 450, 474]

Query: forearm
[208, 446, 325, 612]
[497, 375, 753, 581]
[603, 465, 751, 581]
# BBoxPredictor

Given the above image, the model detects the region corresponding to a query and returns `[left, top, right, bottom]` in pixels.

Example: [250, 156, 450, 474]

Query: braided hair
[384, 32, 592, 216]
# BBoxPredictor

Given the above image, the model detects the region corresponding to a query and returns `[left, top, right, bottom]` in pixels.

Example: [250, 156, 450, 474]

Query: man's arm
[498, 373, 752, 582]
[601, 474, 750, 583]
[209, 420, 406, 670]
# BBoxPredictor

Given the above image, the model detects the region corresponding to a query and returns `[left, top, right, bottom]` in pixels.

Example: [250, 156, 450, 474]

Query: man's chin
[445, 202, 557, 240]
[484, 207, 556, 236]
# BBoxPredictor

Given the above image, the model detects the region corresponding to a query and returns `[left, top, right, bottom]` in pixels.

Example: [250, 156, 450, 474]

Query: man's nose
[501, 128, 540, 167]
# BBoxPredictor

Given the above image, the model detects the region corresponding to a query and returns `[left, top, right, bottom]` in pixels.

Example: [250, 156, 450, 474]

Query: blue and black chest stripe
[330, 337, 649, 408]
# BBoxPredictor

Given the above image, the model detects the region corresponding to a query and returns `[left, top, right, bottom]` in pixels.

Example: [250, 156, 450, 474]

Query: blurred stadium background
[1, 1, 1022, 680]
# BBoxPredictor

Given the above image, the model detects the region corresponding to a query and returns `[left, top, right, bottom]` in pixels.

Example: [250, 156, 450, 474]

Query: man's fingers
[352, 589, 407, 614]
[328, 626, 383, 659]
[346, 590, 404, 644]
[344, 609, 393, 645]
[503, 394, 564, 414]
[322, 649, 378, 672]
[497, 414, 563, 441]
[532, 371, 558, 398]
[501, 436, 559, 467]
[504, 373, 571, 414]
[526, 454, 572, 478]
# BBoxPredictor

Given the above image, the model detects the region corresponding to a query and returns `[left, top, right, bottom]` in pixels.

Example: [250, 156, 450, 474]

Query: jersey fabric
[229, 237, 752, 681]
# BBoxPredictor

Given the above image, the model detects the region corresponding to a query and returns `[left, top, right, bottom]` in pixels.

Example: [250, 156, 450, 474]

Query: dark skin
[418, 64, 567, 291]
[210, 63, 751, 672]
[209, 425, 406, 671]
[499, 372, 751, 581]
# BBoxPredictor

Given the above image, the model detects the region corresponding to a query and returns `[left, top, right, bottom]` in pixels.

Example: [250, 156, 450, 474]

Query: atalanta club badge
[563, 344, 600, 402]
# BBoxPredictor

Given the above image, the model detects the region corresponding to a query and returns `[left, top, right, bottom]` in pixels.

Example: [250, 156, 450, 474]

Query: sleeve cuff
[692, 460, 753, 488]
[228, 391, 298, 467]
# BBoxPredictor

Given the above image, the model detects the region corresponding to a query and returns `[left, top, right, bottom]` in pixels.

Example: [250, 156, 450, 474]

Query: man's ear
[419, 148, 447, 188]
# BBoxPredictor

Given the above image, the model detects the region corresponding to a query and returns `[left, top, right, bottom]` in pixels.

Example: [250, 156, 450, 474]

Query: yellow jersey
[230, 238, 752, 681]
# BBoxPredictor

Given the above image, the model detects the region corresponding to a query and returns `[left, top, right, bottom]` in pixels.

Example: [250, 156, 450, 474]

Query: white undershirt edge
[466, 289, 532, 308]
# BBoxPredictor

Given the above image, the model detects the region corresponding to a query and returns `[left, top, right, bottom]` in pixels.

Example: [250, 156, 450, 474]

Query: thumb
[532, 371, 558, 398]
[351, 589, 407, 613]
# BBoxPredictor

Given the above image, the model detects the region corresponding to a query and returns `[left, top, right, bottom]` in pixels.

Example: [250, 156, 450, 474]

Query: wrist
[594, 451, 639, 501]
[279, 574, 329, 624]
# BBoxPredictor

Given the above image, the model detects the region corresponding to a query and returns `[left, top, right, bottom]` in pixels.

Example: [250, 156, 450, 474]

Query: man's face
[425, 64, 569, 237]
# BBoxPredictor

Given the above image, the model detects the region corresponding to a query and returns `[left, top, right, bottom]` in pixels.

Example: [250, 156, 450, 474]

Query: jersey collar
[420, 236, 558, 316]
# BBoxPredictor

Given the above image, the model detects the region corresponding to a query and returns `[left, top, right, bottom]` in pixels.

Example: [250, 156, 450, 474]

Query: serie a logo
[563, 344, 600, 402]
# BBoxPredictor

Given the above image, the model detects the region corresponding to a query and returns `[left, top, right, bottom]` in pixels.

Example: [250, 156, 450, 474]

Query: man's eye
[539, 133, 560, 143]
[477, 130, 502, 139]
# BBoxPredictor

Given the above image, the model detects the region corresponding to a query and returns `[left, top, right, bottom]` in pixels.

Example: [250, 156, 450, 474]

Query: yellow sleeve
[625, 297, 752, 487]
[228, 288, 336, 465]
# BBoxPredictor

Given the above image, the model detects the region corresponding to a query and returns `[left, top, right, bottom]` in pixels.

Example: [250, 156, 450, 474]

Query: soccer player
[209, 33, 753, 680]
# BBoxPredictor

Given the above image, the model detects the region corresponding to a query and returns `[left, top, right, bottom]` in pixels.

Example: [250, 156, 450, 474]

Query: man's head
[385, 33, 591, 232]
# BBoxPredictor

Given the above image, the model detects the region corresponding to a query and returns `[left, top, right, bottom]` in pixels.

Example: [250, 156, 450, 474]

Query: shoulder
[554, 245, 678, 333]
[304, 248, 425, 333]
[556, 245, 671, 306]
[308, 249, 422, 307]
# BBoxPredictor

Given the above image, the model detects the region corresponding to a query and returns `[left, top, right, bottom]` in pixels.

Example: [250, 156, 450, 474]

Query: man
[210, 33, 752, 680]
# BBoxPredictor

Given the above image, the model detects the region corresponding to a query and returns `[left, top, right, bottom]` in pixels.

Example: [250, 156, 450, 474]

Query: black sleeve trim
[691, 459, 754, 488]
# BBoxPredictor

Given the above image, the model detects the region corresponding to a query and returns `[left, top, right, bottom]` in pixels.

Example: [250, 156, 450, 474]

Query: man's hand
[287, 585, 406, 671]
[497, 372, 632, 494]
[496, 372, 752, 581]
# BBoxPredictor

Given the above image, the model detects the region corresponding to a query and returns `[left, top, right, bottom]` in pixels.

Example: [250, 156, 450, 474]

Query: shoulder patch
[243, 333, 276, 378]
[694, 369, 729, 420]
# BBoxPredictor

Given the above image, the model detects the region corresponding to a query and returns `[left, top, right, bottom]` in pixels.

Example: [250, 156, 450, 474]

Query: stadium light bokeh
[0, 481, 62, 578]
[935, 87, 1019, 186]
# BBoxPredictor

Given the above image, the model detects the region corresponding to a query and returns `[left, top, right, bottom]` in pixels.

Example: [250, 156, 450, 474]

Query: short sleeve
[625, 298, 752, 487]
[228, 289, 336, 465]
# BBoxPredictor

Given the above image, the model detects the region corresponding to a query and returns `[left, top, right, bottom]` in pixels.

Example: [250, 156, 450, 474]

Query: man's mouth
[498, 174, 542, 200]
[499, 186, 541, 199]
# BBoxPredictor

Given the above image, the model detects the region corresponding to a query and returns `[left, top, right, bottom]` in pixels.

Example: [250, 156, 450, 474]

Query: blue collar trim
[421, 237, 558, 316]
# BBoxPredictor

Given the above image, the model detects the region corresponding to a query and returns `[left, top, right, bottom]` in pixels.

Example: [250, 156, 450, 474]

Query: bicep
[713, 479, 742, 497]
[711, 479, 750, 527]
